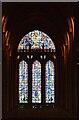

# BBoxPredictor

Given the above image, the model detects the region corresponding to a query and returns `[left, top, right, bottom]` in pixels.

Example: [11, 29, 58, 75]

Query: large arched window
[17, 30, 56, 107]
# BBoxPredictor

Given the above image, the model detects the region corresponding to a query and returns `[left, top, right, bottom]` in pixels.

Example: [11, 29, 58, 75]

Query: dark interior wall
[2, 2, 77, 119]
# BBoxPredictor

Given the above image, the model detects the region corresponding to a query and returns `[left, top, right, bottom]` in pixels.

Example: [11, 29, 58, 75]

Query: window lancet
[19, 60, 28, 103]
[32, 60, 41, 103]
[45, 60, 55, 103]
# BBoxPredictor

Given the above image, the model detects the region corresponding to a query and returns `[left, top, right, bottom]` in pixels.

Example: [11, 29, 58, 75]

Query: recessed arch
[17, 30, 57, 105]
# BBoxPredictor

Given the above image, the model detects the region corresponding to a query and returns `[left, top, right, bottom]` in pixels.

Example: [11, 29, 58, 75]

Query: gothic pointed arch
[17, 30, 56, 107]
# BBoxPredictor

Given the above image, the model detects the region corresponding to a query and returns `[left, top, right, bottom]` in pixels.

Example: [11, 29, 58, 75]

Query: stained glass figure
[17, 30, 56, 52]
[19, 60, 28, 103]
[32, 60, 41, 103]
[45, 60, 55, 103]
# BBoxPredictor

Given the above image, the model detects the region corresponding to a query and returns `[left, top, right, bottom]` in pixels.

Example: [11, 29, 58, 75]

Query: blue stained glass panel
[32, 60, 41, 103]
[45, 60, 55, 103]
[18, 30, 56, 52]
[19, 61, 28, 103]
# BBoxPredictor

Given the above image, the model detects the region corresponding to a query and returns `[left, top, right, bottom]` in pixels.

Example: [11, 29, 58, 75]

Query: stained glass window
[18, 30, 56, 106]
[45, 60, 55, 103]
[19, 60, 28, 103]
[32, 60, 41, 103]
[17, 30, 55, 52]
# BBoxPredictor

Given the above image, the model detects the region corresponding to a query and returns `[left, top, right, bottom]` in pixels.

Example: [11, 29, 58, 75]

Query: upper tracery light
[17, 30, 56, 52]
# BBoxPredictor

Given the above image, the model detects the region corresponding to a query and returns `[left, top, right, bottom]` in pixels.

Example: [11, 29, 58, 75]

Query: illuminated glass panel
[32, 60, 41, 103]
[44, 55, 46, 59]
[27, 55, 29, 59]
[45, 60, 55, 103]
[17, 30, 55, 52]
[40, 55, 43, 59]
[19, 60, 28, 103]
[31, 55, 33, 59]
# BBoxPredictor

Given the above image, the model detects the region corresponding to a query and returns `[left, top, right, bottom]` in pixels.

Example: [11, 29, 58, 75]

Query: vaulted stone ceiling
[2, 2, 77, 52]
